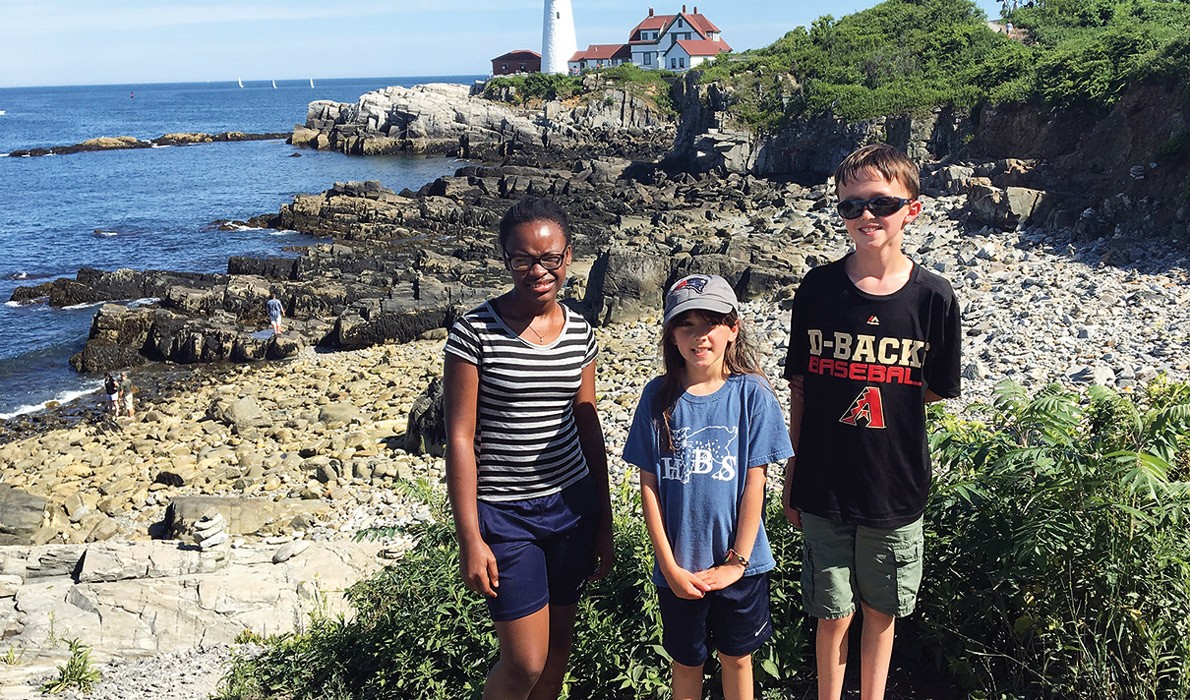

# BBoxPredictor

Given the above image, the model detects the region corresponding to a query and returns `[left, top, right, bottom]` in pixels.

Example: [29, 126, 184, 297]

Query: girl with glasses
[444, 197, 613, 699]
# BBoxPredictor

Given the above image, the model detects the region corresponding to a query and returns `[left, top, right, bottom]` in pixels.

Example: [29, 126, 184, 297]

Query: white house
[568, 5, 730, 74]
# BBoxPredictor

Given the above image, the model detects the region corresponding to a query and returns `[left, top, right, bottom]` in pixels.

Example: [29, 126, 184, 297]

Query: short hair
[497, 197, 572, 253]
[834, 143, 920, 199]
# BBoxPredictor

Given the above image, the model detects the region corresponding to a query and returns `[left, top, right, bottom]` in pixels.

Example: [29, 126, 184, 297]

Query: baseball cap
[663, 274, 739, 325]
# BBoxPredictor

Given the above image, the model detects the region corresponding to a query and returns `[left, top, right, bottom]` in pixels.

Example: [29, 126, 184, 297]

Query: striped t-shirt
[445, 301, 598, 502]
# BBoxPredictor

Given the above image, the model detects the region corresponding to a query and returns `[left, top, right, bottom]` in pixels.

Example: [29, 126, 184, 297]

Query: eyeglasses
[505, 247, 569, 271]
[835, 196, 914, 220]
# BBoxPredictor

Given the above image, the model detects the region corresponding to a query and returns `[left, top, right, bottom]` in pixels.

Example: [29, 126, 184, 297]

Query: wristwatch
[724, 548, 749, 568]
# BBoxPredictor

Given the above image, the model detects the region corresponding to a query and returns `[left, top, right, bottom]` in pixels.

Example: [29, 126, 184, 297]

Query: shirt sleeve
[622, 383, 659, 476]
[783, 280, 810, 382]
[745, 377, 795, 468]
[582, 320, 598, 369]
[925, 287, 962, 398]
[444, 316, 480, 365]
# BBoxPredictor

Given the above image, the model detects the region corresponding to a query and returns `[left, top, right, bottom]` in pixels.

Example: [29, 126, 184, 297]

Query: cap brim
[663, 298, 735, 325]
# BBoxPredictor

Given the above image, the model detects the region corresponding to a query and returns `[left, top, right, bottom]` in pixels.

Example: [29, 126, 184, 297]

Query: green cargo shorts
[800, 512, 924, 619]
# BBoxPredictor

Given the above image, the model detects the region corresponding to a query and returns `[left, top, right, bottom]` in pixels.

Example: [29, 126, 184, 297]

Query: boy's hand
[458, 538, 499, 598]
[695, 562, 745, 591]
[664, 566, 710, 600]
[785, 504, 802, 529]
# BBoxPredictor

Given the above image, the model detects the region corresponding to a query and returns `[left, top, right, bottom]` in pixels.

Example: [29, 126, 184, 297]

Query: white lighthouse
[541, 0, 577, 75]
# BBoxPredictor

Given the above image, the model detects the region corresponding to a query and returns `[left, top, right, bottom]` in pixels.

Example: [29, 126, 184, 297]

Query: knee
[500, 656, 546, 690]
[717, 652, 751, 672]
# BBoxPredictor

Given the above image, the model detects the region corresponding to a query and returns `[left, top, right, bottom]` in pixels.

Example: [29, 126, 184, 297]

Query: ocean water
[0, 76, 484, 419]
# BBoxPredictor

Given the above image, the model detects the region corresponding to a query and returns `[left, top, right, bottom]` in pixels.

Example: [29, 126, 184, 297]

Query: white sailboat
[237, 76, 244, 88]
[271, 79, 277, 89]
[0, 110, 6, 116]
[309, 78, 315, 88]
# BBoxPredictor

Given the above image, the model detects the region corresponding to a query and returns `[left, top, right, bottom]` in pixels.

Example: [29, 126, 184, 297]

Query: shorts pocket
[891, 540, 923, 616]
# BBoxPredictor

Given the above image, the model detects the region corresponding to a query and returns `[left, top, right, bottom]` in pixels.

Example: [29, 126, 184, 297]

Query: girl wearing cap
[444, 197, 613, 700]
[622, 274, 793, 700]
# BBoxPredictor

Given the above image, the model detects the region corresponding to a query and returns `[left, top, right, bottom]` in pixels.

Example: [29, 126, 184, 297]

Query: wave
[62, 301, 106, 310]
[127, 297, 160, 307]
[269, 228, 301, 236]
[8, 271, 29, 280]
[93, 229, 119, 237]
[224, 223, 265, 232]
[0, 385, 99, 421]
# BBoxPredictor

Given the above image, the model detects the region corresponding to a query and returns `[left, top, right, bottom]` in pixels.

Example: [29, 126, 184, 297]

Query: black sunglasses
[836, 196, 913, 220]
[505, 247, 569, 271]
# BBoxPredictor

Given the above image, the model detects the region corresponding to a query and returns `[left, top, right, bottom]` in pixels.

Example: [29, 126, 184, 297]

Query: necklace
[525, 321, 546, 343]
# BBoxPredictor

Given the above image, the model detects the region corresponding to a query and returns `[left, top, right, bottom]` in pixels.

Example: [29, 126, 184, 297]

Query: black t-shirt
[784, 255, 962, 527]
[104, 376, 117, 395]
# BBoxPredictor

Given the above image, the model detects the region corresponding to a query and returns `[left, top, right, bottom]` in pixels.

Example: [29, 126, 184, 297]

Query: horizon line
[0, 74, 490, 91]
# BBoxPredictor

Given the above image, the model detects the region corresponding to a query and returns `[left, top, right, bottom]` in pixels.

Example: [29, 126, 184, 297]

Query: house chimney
[682, 4, 687, 12]
[648, 7, 654, 16]
[693, 6, 698, 13]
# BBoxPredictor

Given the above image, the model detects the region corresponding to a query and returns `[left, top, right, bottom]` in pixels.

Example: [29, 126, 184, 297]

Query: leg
[672, 660, 704, 700]
[526, 603, 577, 700]
[718, 651, 754, 700]
[485, 605, 550, 700]
[816, 613, 853, 700]
[859, 603, 895, 700]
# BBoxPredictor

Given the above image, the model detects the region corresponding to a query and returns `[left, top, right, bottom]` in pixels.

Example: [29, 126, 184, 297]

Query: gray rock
[272, 540, 311, 564]
[0, 485, 46, 546]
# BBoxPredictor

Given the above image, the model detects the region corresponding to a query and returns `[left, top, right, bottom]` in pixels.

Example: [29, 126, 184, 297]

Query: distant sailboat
[237, 77, 244, 88]
[309, 78, 315, 88]
[271, 79, 277, 89]
[0, 110, 6, 116]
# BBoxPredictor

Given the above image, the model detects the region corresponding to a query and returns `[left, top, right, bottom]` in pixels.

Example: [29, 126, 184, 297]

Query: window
[643, 52, 652, 65]
[671, 57, 677, 69]
[680, 58, 686, 68]
[501, 64, 508, 72]
[519, 64, 526, 71]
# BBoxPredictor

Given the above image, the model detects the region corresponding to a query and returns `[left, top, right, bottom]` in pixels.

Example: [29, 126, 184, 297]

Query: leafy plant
[40, 639, 102, 694]
[920, 379, 1190, 699]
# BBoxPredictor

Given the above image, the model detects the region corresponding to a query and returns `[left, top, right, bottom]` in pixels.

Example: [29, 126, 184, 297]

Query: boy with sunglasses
[782, 143, 962, 699]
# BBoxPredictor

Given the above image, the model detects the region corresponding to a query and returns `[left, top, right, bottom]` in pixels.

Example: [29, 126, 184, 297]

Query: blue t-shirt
[266, 298, 282, 319]
[623, 373, 794, 587]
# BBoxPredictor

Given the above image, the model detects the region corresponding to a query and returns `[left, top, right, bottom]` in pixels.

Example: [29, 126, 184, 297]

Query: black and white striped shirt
[445, 301, 598, 502]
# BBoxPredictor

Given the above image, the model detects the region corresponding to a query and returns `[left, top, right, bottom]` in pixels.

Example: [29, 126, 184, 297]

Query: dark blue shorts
[657, 572, 772, 667]
[477, 476, 599, 622]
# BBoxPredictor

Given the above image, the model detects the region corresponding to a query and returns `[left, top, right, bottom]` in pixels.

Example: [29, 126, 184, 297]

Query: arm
[782, 373, 805, 528]
[443, 354, 499, 598]
[640, 471, 708, 600]
[696, 464, 767, 591]
[924, 388, 945, 403]
[573, 360, 614, 580]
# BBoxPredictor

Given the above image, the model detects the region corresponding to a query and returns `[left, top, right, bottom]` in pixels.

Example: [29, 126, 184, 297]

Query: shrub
[920, 379, 1190, 699]
[40, 639, 102, 695]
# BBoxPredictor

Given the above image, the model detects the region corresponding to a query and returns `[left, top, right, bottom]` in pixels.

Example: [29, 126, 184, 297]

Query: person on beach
[444, 197, 613, 700]
[103, 372, 119, 415]
[267, 293, 284, 335]
[623, 274, 793, 700]
[783, 143, 962, 699]
[118, 371, 135, 418]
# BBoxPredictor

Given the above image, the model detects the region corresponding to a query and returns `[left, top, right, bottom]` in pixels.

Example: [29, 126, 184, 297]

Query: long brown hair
[651, 308, 766, 452]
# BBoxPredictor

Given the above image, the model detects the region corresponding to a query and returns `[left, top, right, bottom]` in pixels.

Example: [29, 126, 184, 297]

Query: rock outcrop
[291, 80, 674, 162]
[6, 132, 289, 157]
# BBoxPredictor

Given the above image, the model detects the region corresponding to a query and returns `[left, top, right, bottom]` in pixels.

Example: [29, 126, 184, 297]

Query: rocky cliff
[666, 72, 1190, 240]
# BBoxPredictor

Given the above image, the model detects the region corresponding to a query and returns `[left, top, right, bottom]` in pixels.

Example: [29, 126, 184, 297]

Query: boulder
[966, 180, 1047, 230]
[207, 395, 270, 432]
[163, 496, 328, 538]
[404, 377, 446, 457]
[0, 486, 46, 546]
[585, 247, 672, 325]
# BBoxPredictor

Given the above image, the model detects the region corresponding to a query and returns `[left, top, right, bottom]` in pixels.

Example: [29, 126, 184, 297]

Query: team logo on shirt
[661, 425, 739, 484]
[867, 315, 880, 326]
[840, 387, 887, 429]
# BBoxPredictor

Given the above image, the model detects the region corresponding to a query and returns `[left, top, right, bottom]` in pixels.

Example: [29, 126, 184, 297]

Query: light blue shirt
[623, 373, 794, 587]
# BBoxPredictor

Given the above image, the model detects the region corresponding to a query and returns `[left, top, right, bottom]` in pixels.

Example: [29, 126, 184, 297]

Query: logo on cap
[673, 276, 709, 294]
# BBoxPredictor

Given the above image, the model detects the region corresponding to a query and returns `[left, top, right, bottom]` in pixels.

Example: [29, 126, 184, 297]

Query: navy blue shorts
[657, 572, 772, 666]
[477, 476, 599, 622]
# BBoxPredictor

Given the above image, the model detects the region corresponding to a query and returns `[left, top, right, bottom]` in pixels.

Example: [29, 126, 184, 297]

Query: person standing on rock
[783, 143, 962, 700]
[103, 372, 119, 415]
[623, 274, 793, 700]
[119, 371, 135, 418]
[444, 196, 613, 700]
[267, 292, 284, 335]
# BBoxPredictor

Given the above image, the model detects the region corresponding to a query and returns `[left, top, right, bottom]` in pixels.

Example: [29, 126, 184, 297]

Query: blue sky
[0, 0, 1003, 88]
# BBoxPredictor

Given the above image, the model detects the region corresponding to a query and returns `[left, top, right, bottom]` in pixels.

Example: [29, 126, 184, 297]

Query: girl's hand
[459, 538, 499, 597]
[589, 517, 614, 581]
[664, 566, 710, 600]
[695, 563, 745, 591]
[784, 504, 803, 529]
